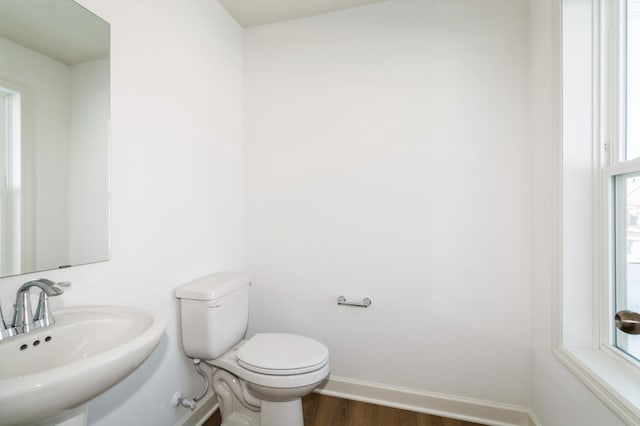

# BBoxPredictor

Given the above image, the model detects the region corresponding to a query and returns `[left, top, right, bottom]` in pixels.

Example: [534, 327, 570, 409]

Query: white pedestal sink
[0, 305, 166, 426]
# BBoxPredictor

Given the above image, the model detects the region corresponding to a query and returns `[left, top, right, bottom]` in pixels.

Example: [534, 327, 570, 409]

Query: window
[613, 172, 640, 359]
[559, 0, 640, 423]
[625, 1, 640, 160]
[605, 0, 640, 362]
[0, 84, 22, 277]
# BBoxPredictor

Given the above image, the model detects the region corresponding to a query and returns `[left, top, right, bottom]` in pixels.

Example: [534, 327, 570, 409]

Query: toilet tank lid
[175, 272, 251, 300]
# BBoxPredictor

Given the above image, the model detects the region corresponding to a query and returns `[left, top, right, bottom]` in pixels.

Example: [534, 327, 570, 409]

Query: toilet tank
[175, 272, 251, 360]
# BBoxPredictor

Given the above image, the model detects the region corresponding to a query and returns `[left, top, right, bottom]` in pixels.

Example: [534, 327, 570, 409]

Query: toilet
[175, 272, 330, 426]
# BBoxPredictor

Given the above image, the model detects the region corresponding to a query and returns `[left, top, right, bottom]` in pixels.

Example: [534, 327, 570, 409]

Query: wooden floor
[203, 393, 485, 426]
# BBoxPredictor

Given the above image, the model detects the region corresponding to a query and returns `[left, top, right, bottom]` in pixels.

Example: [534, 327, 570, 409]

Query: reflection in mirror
[0, 0, 109, 277]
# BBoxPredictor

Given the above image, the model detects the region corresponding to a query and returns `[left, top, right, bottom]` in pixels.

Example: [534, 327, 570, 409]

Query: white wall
[245, 0, 531, 407]
[0, 0, 629, 424]
[528, 0, 623, 424]
[68, 58, 110, 266]
[0, 0, 244, 424]
[0, 36, 69, 272]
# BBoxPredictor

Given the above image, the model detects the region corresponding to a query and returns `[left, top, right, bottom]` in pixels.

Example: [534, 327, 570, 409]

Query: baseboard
[173, 376, 539, 426]
[316, 375, 535, 426]
[528, 410, 543, 426]
[175, 391, 218, 426]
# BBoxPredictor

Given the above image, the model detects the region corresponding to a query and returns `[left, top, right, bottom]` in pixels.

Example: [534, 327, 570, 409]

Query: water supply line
[174, 358, 210, 410]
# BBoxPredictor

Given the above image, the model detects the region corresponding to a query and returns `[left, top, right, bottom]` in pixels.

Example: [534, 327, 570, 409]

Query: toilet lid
[236, 333, 329, 375]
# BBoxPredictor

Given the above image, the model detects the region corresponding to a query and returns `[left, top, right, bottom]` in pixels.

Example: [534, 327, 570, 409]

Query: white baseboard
[316, 375, 536, 426]
[173, 376, 539, 426]
[175, 391, 218, 426]
[528, 410, 543, 426]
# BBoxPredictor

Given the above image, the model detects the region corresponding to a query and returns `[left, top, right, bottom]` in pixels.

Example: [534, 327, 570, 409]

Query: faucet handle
[43, 280, 70, 295]
[55, 282, 71, 292]
[34, 292, 55, 327]
[0, 303, 14, 340]
[0, 303, 8, 329]
[33, 281, 68, 328]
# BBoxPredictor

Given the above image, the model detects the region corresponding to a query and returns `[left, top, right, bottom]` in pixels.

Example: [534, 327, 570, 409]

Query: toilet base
[220, 412, 256, 426]
[217, 395, 305, 426]
[261, 399, 303, 426]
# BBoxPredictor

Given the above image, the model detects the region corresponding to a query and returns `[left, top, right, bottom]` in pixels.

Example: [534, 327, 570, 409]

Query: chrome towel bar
[337, 295, 372, 308]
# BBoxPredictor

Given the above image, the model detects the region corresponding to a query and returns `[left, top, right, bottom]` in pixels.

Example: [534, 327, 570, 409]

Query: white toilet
[175, 272, 330, 426]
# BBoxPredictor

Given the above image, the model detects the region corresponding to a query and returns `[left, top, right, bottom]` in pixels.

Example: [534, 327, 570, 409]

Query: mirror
[0, 0, 109, 277]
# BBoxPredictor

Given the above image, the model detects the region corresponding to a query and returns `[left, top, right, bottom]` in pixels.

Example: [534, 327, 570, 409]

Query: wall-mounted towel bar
[337, 295, 372, 308]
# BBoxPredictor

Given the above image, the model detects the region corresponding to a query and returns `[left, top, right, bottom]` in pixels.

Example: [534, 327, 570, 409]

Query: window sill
[555, 345, 640, 423]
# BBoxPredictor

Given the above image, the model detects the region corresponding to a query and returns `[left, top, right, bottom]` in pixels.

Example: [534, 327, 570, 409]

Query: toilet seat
[208, 344, 330, 389]
[236, 333, 329, 376]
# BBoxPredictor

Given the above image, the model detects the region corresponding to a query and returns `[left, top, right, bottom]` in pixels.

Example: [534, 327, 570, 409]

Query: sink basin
[0, 305, 166, 426]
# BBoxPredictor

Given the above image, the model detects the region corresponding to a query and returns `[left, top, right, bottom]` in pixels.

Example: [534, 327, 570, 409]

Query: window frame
[0, 85, 20, 276]
[556, 0, 640, 423]
[602, 164, 640, 366]
[0, 78, 35, 277]
[600, 0, 640, 363]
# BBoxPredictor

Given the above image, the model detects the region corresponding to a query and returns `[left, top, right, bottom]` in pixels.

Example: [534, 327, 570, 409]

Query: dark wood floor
[203, 393, 485, 426]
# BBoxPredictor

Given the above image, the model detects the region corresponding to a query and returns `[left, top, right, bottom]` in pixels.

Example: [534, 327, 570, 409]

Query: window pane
[615, 173, 640, 359]
[625, 0, 640, 159]
[0, 92, 8, 275]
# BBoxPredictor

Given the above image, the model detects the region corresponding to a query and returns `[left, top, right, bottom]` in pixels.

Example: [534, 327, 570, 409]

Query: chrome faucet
[11, 279, 65, 335]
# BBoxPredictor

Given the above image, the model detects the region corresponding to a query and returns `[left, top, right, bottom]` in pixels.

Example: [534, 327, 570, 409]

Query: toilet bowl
[175, 272, 330, 426]
[208, 334, 329, 426]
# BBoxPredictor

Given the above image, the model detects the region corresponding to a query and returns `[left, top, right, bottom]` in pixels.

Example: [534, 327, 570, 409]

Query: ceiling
[217, 0, 387, 28]
[0, 0, 109, 65]
[0, 0, 384, 64]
